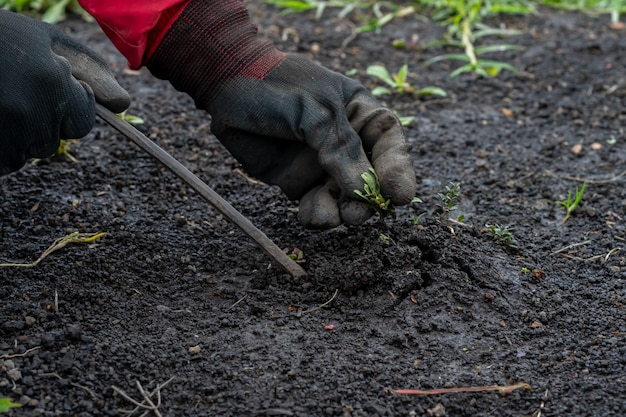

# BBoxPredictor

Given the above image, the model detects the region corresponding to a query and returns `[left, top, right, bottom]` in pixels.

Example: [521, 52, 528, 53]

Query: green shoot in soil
[438, 181, 461, 213]
[485, 223, 517, 248]
[379, 232, 392, 245]
[56, 138, 79, 162]
[556, 181, 587, 223]
[264, 0, 418, 33]
[422, 0, 529, 77]
[0, 398, 21, 413]
[34, 111, 144, 166]
[538, 0, 625, 25]
[0, 0, 91, 23]
[354, 167, 394, 215]
[366, 64, 446, 97]
[284, 247, 306, 263]
[117, 111, 145, 125]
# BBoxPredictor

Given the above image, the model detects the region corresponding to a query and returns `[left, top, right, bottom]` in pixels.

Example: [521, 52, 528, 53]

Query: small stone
[7, 368, 22, 381]
[427, 403, 446, 417]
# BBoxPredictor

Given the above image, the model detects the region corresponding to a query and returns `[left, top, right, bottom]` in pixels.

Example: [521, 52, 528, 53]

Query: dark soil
[2, 3, 626, 416]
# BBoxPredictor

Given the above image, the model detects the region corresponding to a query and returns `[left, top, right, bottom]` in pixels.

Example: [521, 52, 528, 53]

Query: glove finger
[298, 180, 342, 229]
[302, 101, 374, 200]
[339, 198, 375, 226]
[298, 179, 376, 228]
[345, 88, 417, 205]
[59, 78, 96, 140]
[27, 68, 95, 158]
[50, 28, 130, 113]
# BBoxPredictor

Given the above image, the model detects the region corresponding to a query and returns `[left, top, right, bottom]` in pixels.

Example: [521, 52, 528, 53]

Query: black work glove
[148, 0, 416, 228]
[0, 10, 130, 175]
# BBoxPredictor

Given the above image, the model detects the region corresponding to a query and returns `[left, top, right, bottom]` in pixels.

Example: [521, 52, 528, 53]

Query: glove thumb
[50, 29, 130, 113]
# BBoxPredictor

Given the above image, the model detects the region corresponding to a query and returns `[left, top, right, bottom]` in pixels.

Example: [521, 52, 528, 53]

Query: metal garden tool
[95, 103, 307, 279]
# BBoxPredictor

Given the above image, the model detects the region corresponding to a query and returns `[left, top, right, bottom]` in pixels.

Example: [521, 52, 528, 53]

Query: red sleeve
[78, 0, 191, 69]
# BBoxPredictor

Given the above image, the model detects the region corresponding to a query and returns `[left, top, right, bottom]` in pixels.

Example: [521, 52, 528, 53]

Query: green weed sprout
[0, 0, 92, 23]
[540, 0, 625, 26]
[556, 181, 587, 223]
[284, 247, 305, 263]
[485, 223, 517, 248]
[33, 111, 143, 166]
[55, 138, 79, 162]
[422, 0, 529, 77]
[0, 397, 21, 412]
[264, 0, 417, 33]
[117, 111, 145, 125]
[366, 64, 446, 97]
[378, 232, 392, 245]
[438, 181, 461, 213]
[354, 167, 394, 215]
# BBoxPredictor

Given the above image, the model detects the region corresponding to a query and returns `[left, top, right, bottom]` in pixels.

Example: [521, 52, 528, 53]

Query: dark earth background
[2, 1, 626, 416]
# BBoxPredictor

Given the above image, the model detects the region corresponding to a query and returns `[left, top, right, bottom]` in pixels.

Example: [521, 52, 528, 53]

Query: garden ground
[1, 2, 626, 416]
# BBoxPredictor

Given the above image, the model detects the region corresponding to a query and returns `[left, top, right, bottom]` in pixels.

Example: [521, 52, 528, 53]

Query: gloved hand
[148, 0, 416, 229]
[0, 10, 130, 175]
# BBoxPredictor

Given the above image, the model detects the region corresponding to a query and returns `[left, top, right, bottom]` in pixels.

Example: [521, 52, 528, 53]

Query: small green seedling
[366, 64, 446, 97]
[354, 167, 394, 215]
[520, 267, 531, 273]
[485, 223, 517, 248]
[56, 138, 79, 162]
[438, 181, 461, 214]
[421, 0, 529, 78]
[284, 247, 305, 263]
[117, 111, 145, 125]
[556, 181, 587, 223]
[379, 233, 392, 245]
[0, 0, 92, 24]
[0, 397, 21, 412]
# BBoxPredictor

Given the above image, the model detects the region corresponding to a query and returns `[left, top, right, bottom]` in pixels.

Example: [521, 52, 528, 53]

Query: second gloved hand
[0, 10, 130, 175]
[147, 0, 416, 228]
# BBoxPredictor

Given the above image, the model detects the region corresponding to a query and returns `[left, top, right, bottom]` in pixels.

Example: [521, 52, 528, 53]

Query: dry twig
[0, 232, 105, 267]
[112, 376, 175, 417]
[300, 289, 339, 315]
[392, 382, 531, 395]
[550, 240, 590, 256]
[40, 373, 99, 401]
[0, 346, 41, 359]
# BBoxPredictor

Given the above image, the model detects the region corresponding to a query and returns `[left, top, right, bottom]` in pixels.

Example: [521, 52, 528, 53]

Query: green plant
[485, 223, 517, 248]
[438, 181, 461, 213]
[40, 112, 143, 165]
[538, 0, 625, 25]
[117, 111, 145, 125]
[264, 0, 418, 33]
[422, 0, 530, 77]
[0, 0, 91, 23]
[354, 167, 395, 215]
[366, 64, 447, 97]
[56, 138, 79, 162]
[555, 181, 587, 223]
[379, 232, 392, 245]
[284, 247, 305, 263]
[0, 397, 21, 412]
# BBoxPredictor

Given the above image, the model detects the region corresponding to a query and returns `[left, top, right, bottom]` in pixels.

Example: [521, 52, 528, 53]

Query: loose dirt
[2, 3, 626, 416]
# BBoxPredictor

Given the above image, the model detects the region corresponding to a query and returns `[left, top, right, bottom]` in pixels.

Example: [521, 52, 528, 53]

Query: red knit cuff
[143, 0, 191, 66]
[147, 0, 286, 106]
